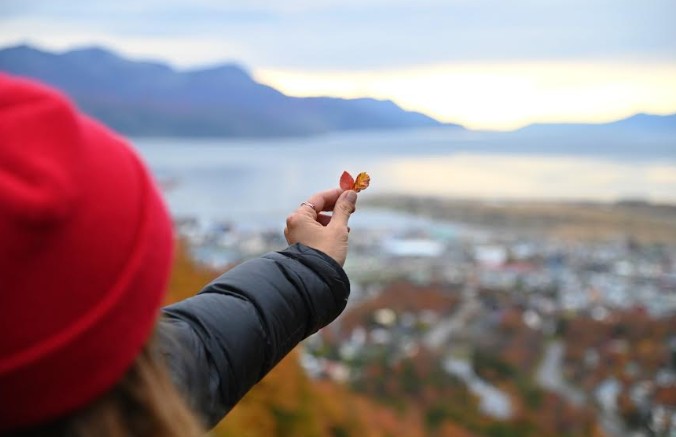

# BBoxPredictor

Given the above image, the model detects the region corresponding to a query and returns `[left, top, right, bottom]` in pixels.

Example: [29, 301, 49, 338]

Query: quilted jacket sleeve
[158, 243, 350, 428]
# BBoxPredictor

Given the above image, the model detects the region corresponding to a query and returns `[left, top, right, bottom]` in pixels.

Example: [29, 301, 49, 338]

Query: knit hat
[0, 74, 174, 432]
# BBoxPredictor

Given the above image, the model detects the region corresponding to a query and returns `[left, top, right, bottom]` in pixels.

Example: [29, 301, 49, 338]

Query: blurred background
[2, 1, 675, 436]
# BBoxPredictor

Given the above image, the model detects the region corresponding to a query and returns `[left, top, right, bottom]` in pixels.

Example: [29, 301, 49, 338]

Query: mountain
[606, 112, 676, 131]
[0, 45, 451, 137]
[518, 112, 676, 135]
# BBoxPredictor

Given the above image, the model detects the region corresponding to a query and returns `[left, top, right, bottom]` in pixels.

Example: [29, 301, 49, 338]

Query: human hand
[284, 188, 358, 266]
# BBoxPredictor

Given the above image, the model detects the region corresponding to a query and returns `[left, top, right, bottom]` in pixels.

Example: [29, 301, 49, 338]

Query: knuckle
[339, 202, 354, 214]
[285, 214, 297, 227]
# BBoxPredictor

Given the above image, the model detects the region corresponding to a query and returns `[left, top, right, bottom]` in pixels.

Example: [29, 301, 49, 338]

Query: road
[424, 285, 480, 350]
[536, 341, 630, 437]
[535, 341, 585, 406]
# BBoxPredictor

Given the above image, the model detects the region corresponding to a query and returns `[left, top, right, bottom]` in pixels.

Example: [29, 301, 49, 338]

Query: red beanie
[0, 74, 174, 432]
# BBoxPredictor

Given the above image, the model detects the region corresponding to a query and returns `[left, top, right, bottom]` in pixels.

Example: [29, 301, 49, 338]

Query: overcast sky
[2, 0, 675, 129]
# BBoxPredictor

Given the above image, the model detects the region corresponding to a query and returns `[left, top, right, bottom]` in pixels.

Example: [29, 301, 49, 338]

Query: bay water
[133, 127, 676, 231]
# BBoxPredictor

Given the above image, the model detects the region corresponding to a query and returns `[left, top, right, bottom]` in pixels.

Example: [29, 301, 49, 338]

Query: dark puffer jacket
[159, 243, 350, 428]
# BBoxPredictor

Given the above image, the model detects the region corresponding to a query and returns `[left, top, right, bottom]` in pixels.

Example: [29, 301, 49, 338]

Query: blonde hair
[6, 332, 204, 437]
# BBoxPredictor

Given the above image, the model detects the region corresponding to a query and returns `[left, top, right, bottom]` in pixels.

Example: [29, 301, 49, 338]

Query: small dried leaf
[339, 170, 370, 192]
[340, 171, 355, 191]
[353, 172, 370, 192]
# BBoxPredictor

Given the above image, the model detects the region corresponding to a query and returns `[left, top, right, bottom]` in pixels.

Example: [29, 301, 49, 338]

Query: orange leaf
[339, 170, 370, 192]
[353, 172, 370, 192]
[340, 171, 355, 191]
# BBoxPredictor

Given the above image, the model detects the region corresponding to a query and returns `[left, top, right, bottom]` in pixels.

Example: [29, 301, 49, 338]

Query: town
[175, 198, 676, 437]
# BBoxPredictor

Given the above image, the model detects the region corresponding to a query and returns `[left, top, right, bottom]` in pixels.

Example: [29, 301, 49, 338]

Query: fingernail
[346, 190, 357, 205]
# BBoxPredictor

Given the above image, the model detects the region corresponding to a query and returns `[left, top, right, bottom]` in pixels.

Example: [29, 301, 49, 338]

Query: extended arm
[159, 243, 350, 427]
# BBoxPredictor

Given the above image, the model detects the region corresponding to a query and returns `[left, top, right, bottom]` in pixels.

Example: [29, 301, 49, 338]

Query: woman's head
[0, 74, 176, 432]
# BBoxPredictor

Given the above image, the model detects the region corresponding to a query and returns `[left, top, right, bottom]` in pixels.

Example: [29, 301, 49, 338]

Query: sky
[1, 0, 675, 130]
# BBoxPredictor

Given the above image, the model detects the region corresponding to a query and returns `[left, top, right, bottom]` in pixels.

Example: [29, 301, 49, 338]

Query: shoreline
[363, 195, 676, 244]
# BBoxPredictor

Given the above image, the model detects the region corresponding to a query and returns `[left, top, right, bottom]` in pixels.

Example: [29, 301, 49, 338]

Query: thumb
[329, 190, 357, 229]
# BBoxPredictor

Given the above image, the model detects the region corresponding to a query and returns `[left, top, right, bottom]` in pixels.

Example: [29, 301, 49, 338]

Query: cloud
[1, 0, 675, 69]
[0, 20, 254, 67]
[256, 62, 676, 130]
[3, 0, 675, 129]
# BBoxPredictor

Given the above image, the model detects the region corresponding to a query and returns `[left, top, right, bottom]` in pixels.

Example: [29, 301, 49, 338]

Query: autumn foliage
[167, 244, 611, 437]
[166, 243, 465, 437]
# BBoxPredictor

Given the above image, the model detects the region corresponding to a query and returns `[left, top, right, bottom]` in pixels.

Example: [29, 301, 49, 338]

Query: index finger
[297, 188, 343, 216]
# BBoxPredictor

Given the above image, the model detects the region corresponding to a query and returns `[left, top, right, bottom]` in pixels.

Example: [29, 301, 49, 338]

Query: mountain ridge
[1, 44, 674, 138]
[0, 44, 451, 137]
[516, 112, 676, 134]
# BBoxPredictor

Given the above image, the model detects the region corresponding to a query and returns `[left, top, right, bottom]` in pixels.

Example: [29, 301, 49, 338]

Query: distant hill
[606, 112, 676, 131]
[519, 112, 676, 135]
[0, 45, 451, 137]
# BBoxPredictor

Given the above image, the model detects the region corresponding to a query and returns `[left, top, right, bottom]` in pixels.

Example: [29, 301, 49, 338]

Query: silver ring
[300, 201, 316, 210]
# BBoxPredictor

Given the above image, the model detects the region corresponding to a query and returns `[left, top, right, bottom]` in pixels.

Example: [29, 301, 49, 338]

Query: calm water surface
[133, 128, 676, 229]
